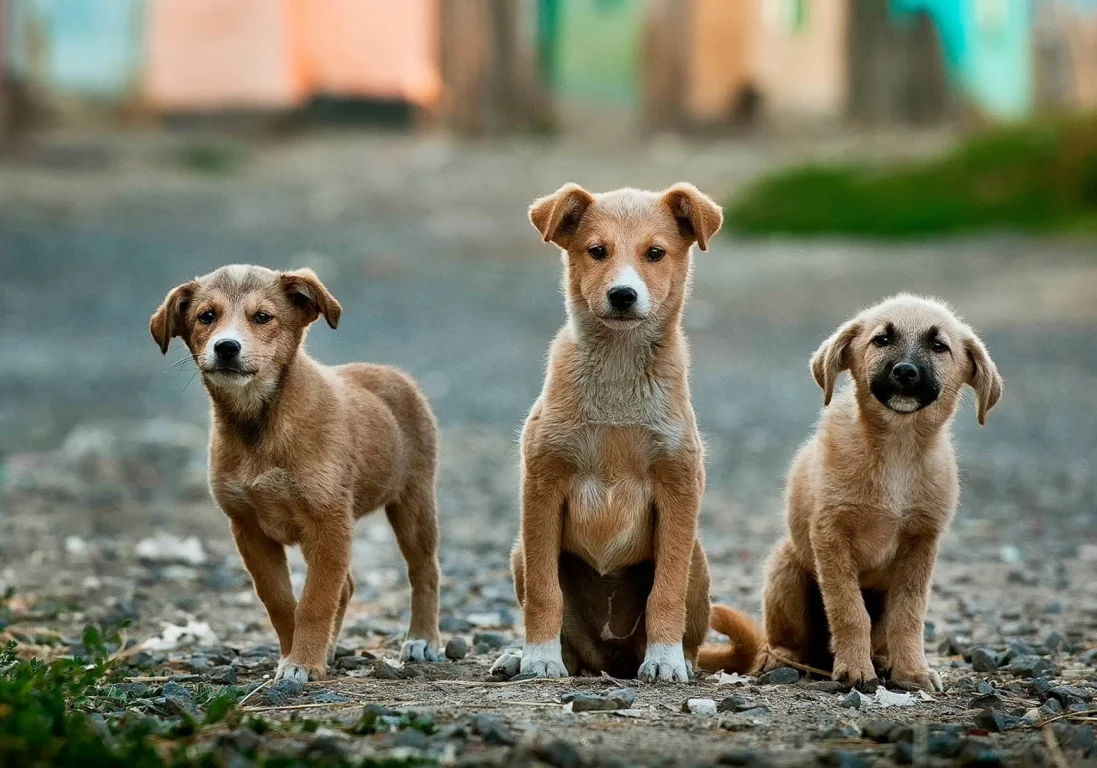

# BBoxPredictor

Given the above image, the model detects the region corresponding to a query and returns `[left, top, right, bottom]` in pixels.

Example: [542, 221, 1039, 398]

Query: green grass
[727, 117, 1097, 237]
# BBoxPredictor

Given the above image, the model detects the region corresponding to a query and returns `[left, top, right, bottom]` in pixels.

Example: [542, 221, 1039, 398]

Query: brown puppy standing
[699, 295, 1003, 691]
[496, 182, 744, 682]
[151, 265, 442, 682]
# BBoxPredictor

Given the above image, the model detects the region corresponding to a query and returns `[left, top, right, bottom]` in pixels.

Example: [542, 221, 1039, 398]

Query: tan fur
[706, 295, 1003, 690]
[150, 265, 441, 681]
[505, 182, 731, 682]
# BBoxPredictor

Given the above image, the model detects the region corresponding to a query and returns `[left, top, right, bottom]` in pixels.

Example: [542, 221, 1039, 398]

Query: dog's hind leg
[761, 538, 815, 672]
[386, 486, 442, 662]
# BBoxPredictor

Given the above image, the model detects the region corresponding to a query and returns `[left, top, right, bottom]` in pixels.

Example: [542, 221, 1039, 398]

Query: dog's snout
[214, 339, 241, 360]
[890, 362, 920, 386]
[607, 286, 638, 311]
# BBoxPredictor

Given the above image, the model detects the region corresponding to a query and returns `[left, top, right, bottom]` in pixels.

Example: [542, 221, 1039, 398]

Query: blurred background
[1, 0, 1096, 673]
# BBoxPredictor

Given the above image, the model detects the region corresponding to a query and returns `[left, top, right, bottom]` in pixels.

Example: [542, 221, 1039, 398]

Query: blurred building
[1, 0, 1096, 136]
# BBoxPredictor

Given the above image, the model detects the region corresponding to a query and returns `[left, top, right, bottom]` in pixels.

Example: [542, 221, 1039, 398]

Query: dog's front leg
[882, 535, 942, 692]
[640, 462, 701, 683]
[278, 518, 353, 683]
[231, 519, 297, 657]
[518, 467, 567, 678]
[812, 514, 876, 688]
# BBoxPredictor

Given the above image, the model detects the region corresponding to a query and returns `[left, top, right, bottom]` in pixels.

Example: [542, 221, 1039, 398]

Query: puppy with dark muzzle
[150, 265, 442, 682]
[699, 295, 1003, 691]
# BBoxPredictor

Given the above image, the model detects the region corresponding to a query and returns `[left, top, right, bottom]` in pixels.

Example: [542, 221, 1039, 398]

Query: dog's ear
[529, 183, 596, 247]
[280, 269, 342, 329]
[964, 333, 1003, 425]
[810, 320, 860, 406]
[661, 183, 723, 251]
[150, 281, 197, 354]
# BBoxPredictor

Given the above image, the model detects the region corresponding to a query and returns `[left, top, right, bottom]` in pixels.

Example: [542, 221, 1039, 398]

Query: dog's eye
[253, 311, 273, 325]
[930, 339, 949, 353]
[588, 245, 607, 260]
[872, 334, 890, 348]
[646, 246, 666, 262]
[197, 310, 216, 325]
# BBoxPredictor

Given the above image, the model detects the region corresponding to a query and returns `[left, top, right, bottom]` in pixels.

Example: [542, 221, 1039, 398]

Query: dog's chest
[214, 466, 309, 545]
[560, 427, 656, 574]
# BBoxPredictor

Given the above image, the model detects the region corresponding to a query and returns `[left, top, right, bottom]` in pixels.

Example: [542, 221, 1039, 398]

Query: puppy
[700, 295, 1002, 690]
[497, 182, 735, 682]
[150, 265, 442, 682]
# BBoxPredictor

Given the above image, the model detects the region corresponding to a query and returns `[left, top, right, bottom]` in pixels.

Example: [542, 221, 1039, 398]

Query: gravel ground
[1, 129, 1096, 766]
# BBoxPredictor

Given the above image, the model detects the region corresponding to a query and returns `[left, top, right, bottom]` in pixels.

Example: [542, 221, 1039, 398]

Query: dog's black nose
[214, 339, 241, 360]
[607, 286, 638, 311]
[891, 362, 920, 386]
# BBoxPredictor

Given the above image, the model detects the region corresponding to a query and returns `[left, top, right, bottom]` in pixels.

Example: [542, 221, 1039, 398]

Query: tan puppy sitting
[497, 182, 730, 682]
[701, 295, 1003, 691]
[151, 265, 442, 682]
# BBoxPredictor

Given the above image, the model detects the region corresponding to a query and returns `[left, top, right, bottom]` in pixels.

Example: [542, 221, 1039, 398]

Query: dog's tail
[695, 604, 764, 674]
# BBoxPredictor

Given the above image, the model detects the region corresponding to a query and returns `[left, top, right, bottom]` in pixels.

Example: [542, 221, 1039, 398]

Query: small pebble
[682, 698, 717, 716]
[271, 677, 304, 697]
[841, 690, 864, 710]
[445, 637, 469, 660]
[311, 691, 349, 704]
[205, 665, 237, 685]
[757, 666, 799, 685]
[970, 647, 999, 672]
[472, 632, 507, 649]
[471, 714, 514, 746]
[533, 738, 583, 768]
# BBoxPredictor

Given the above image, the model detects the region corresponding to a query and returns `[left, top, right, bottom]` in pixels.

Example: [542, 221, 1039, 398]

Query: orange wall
[145, 0, 439, 112]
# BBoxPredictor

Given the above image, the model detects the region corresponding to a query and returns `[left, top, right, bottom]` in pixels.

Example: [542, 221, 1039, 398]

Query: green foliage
[727, 117, 1097, 237]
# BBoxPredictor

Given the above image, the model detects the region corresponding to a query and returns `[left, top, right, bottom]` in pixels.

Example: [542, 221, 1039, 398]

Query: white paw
[275, 659, 314, 683]
[400, 638, 441, 663]
[490, 651, 522, 679]
[519, 640, 568, 678]
[638, 643, 689, 683]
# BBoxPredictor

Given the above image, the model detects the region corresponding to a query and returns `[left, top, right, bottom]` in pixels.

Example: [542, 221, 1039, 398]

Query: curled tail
[695, 603, 764, 674]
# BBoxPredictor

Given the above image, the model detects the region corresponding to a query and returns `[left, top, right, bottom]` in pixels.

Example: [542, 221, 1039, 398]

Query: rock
[303, 734, 348, 763]
[563, 689, 635, 712]
[970, 647, 1000, 672]
[958, 739, 1004, 767]
[439, 616, 473, 633]
[271, 677, 304, 697]
[331, 645, 354, 659]
[926, 730, 967, 758]
[757, 666, 799, 685]
[472, 632, 507, 649]
[861, 720, 901, 743]
[737, 707, 771, 720]
[1044, 631, 1068, 654]
[205, 665, 237, 685]
[1080, 648, 1097, 665]
[842, 689, 865, 710]
[334, 654, 374, 671]
[1006, 655, 1052, 678]
[970, 694, 1005, 710]
[533, 738, 583, 768]
[829, 750, 872, 768]
[445, 637, 469, 660]
[682, 698, 717, 716]
[1072, 725, 1095, 752]
[1028, 678, 1053, 698]
[974, 680, 996, 696]
[311, 691, 349, 704]
[1048, 685, 1093, 705]
[1001, 639, 1039, 663]
[804, 681, 849, 693]
[372, 661, 400, 680]
[938, 636, 965, 656]
[1067, 702, 1091, 715]
[1040, 698, 1064, 718]
[471, 714, 514, 746]
[489, 652, 521, 680]
[717, 694, 753, 713]
[135, 533, 206, 566]
[974, 709, 1006, 733]
[105, 682, 153, 698]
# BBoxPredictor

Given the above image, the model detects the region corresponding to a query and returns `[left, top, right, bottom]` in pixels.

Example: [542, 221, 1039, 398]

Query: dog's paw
[490, 651, 522, 679]
[832, 653, 878, 691]
[891, 666, 943, 693]
[638, 643, 689, 683]
[519, 641, 568, 678]
[400, 638, 441, 663]
[276, 658, 324, 683]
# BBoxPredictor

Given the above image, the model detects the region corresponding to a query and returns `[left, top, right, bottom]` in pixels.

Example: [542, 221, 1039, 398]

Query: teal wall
[892, 0, 1032, 119]
[542, 0, 643, 106]
[5, 0, 145, 101]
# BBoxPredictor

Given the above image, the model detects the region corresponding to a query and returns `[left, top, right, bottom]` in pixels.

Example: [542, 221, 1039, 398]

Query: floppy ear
[661, 182, 723, 251]
[280, 269, 342, 329]
[964, 333, 1003, 425]
[150, 281, 197, 354]
[528, 183, 596, 247]
[810, 320, 861, 406]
